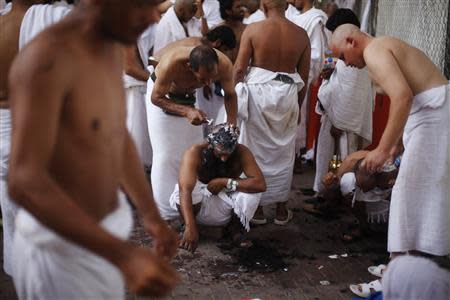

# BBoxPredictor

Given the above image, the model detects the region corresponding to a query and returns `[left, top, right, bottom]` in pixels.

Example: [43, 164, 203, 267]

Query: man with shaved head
[234, 0, 310, 224]
[8, 0, 180, 298]
[330, 24, 449, 258]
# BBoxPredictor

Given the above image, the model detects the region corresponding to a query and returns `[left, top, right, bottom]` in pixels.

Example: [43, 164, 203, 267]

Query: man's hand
[207, 178, 226, 195]
[145, 220, 178, 260]
[330, 125, 343, 139]
[119, 246, 180, 297]
[362, 148, 390, 173]
[321, 172, 339, 188]
[194, 0, 204, 18]
[179, 225, 199, 253]
[320, 67, 334, 80]
[186, 108, 207, 125]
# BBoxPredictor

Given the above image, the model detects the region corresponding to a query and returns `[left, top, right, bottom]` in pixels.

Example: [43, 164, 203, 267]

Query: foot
[274, 209, 293, 226]
[341, 224, 365, 242]
[231, 232, 253, 248]
[250, 206, 267, 225]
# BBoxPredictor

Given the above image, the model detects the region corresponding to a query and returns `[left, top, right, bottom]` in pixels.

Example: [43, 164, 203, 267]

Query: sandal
[341, 223, 364, 242]
[302, 197, 329, 216]
[274, 209, 293, 225]
[231, 233, 253, 248]
[368, 264, 386, 278]
[349, 279, 382, 298]
[250, 217, 268, 225]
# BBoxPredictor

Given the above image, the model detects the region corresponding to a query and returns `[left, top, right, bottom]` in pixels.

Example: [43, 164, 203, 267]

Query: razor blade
[206, 118, 214, 125]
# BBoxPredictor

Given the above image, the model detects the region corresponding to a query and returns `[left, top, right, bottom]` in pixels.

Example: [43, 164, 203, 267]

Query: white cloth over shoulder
[388, 82, 450, 256]
[145, 78, 203, 219]
[19, 4, 71, 49]
[0, 1, 11, 15]
[195, 83, 225, 136]
[382, 256, 450, 300]
[317, 60, 374, 144]
[292, 8, 329, 84]
[12, 193, 133, 299]
[153, 7, 200, 53]
[285, 4, 299, 22]
[0, 109, 16, 276]
[170, 181, 261, 231]
[238, 67, 304, 206]
[243, 9, 265, 24]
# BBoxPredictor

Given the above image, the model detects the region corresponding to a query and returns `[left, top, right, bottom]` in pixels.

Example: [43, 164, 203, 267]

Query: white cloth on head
[0, 109, 16, 276]
[19, 4, 71, 49]
[238, 67, 304, 206]
[285, 4, 299, 22]
[313, 60, 374, 191]
[170, 181, 261, 231]
[382, 255, 450, 300]
[243, 9, 265, 24]
[153, 7, 201, 54]
[388, 82, 450, 256]
[12, 192, 133, 299]
[145, 78, 203, 219]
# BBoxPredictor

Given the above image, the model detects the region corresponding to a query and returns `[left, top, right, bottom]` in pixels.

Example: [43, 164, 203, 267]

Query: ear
[346, 37, 356, 47]
[211, 40, 222, 48]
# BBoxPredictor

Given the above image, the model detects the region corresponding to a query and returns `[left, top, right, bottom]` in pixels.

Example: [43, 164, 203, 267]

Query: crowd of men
[0, 0, 449, 299]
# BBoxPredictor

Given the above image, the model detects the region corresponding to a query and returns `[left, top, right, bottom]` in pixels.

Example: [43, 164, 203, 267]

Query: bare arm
[219, 55, 238, 124]
[120, 132, 178, 260]
[235, 145, 266, 193]
[233, 26, 253, 84]
[123, 44, 150, 82]
[178, 147, 201, 252]
[363, 45, 413, 172]
[296, 35, 311, 114]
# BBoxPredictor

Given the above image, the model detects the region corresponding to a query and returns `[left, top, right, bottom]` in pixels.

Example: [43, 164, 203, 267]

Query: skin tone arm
[8, 45, 178, 297]
[233, 25, 253, 84]
[150, 59, 206, 125]
[296, 39, 311, 123]
[178, 147, 201, 252]
[120, 132, 178, 260]
[219, 57, 238, 125]
[362, 45, 413, 173]
[195, 0, 210, 36]
[207, 145, 267, 194]
[123, 44, 150, 82]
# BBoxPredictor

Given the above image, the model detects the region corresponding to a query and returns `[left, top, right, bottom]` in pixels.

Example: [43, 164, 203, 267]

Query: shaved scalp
[175, 0, 195, 9]
[262, 0, 286, 11]
[330, 23, 360, 49]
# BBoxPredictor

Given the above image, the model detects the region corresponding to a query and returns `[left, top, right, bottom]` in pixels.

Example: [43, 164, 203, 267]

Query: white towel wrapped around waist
[238, 66, 303, 205]
[169, 180, 261, 231]
[12, 192, 133, 299]
[145, 78, 203, 220]
[388, 82, 450, 256]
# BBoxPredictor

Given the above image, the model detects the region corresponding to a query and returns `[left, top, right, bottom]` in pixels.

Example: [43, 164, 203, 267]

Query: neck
[225, 19, 243, 27]
[266, 9, 285, 18]
[359, 32, 373, 50]
[11, 1, 33, 12]
[301, 3, 313, 13]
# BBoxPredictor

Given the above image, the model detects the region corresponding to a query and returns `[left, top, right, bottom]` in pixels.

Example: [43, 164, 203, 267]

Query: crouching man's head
[206, 123, 240, 162]
[354, 159, 398, 192]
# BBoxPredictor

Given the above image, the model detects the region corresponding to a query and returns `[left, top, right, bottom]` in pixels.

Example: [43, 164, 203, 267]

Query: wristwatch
[226, 178, 238, 192]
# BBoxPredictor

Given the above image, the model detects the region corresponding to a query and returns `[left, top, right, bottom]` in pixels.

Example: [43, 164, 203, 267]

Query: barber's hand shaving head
[206, 122, 240, 153]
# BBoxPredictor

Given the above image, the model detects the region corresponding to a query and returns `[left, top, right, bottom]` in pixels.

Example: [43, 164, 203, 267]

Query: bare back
[153, 37, 202, 61]
[248, 17, 309, 73]
[10, 17, 128, 220]
[365, 36, 447, 96]
[0, 8, 26, 106]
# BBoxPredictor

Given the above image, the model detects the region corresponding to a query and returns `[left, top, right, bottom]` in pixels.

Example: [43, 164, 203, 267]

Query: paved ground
[0, 164, 389, 300]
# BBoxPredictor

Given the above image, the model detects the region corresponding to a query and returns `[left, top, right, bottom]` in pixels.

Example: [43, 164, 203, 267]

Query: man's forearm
[125, 66, 150, 82]
[224, 94, 237, 125]
[377, 96, 411, 153]
[151, 96, 193, 117]
[9, 173, 131, 267]
[179, 189, 197, 228]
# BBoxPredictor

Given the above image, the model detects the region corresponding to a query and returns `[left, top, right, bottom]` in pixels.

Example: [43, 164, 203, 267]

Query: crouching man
[169, 123, 266, 252]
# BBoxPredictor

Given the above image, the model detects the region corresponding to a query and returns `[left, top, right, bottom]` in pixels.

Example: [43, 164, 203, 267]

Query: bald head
[262, 0, 286, 11]
[330, 23, 360, 49]
[174, 0, 197, 22]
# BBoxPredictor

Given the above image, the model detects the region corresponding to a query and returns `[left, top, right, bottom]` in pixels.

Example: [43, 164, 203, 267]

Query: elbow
[257, 178, 267, 193]
[7, 168, 37, 207]
[150, 94, 161, 106]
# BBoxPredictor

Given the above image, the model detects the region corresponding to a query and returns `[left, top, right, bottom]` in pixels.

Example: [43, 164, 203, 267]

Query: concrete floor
[1, 164, 389, 300]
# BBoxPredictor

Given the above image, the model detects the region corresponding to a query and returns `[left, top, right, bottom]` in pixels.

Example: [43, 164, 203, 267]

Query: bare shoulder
[217, 49, 233, 71]
[235, 144, 252, 156]
[157, 47, 190, 74]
